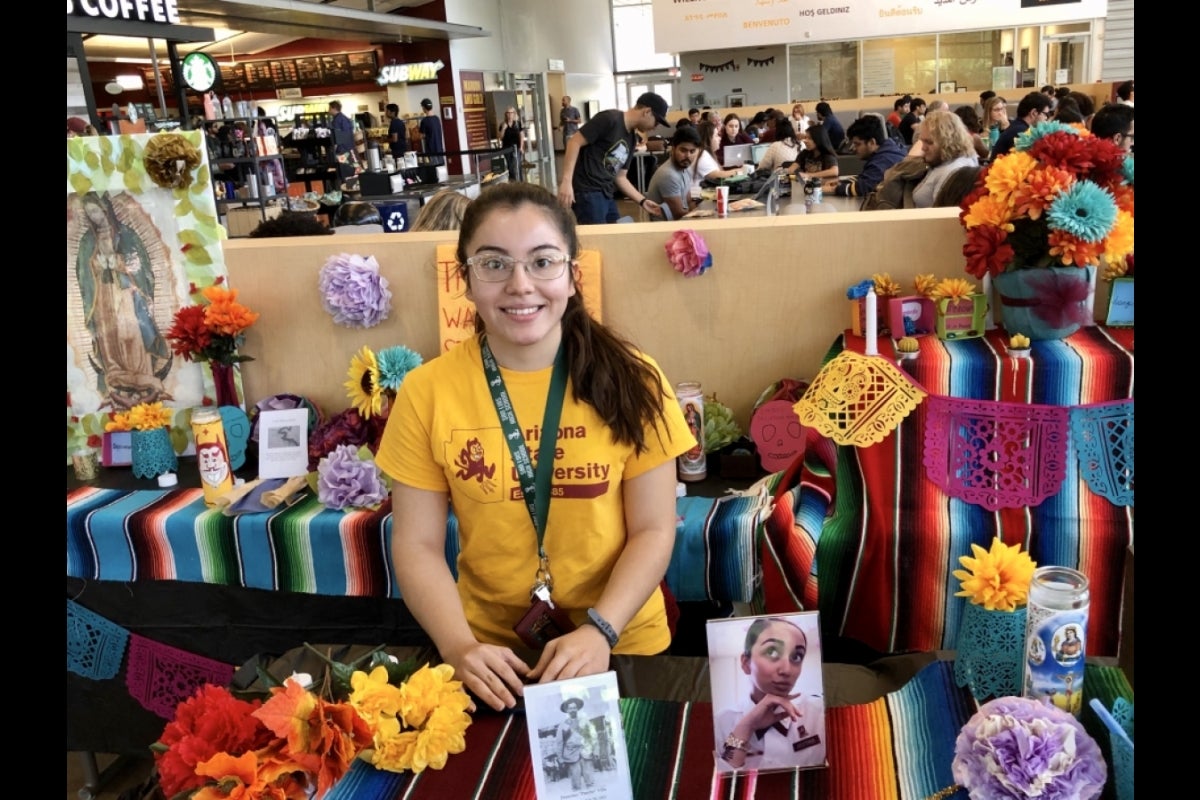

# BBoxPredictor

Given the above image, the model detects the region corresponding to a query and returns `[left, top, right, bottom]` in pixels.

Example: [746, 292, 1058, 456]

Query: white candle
[864, 289, 878, 355]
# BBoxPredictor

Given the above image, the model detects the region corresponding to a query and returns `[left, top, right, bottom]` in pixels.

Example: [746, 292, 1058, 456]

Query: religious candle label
[676, 382, 707, 481]
[1023, 567, 1089, 717]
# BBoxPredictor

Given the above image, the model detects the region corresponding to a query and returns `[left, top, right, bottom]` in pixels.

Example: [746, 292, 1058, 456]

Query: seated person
[754, 117, 801, 174]
[690, 119, 749, 196]
[912, 111, 979, 209]
[815, 102, 846, 151]
[789, 123, 840, 181]
[824, 116, 906, 198]
[248, 212, 333, 238]
[898, 98, 926, 146]
[645, 126, 703, 220]
[717, 114, 754, 165]
[332, 201, 384, 233]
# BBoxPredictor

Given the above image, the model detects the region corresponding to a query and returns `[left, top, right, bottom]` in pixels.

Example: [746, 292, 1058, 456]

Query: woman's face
[990, 103, 1007, 122]
[801, 132, 815, 151]
[84, 200, 107, 227]
[710, 127, 721, 152]
[742, 621, 807, 699]
[463, 203, 576, 361]
[725, 118, 741, 137]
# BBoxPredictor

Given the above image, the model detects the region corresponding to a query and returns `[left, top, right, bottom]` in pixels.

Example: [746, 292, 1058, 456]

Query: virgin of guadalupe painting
[67, 191, 175, 410]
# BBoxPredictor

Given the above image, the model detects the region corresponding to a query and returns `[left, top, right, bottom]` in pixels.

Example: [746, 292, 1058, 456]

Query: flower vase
[130, 427, 178, 480]
[994, 266, 1095, 341]
[211, 361, 240, 407]
[953, 603, 1027, 703]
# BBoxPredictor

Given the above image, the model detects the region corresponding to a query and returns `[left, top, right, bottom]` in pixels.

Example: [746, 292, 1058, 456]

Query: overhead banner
[651, 0, 1108, 55]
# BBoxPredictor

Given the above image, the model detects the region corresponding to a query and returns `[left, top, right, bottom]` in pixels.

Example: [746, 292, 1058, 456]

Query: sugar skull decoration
[750, 400, 807, 472]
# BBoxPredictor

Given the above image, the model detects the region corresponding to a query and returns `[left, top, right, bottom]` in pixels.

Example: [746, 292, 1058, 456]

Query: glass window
[938, 30, 1005, 98]
[613, 1, 675, 74]
[787, 41, 858, 101]
[863, 35, 937, 96]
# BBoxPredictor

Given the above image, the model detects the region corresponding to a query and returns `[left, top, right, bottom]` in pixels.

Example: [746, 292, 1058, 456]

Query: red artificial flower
[166, 305, 213, 361]
[963, 225, 1015, 279]
[154, 685, 273, 797]
[1028, 132, 1098, 178]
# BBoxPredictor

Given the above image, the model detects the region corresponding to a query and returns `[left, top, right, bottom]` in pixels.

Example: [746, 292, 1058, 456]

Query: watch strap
[585, 607, 619, 648]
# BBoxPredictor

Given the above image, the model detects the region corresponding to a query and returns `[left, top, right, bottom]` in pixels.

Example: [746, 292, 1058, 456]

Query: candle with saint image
[864, 288, 878, 355]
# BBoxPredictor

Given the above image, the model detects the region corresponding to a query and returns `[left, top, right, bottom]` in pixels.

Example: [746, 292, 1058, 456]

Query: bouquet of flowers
[951, 696, 1107, 800]
[153, 649, 472, 800]
[960, 121, 1134, 281]
[103, 401, 174, 433]
[166, 282, 260, 366]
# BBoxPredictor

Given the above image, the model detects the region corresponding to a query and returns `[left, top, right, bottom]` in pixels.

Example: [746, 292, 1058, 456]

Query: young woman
[953, 105, 992, 162]
[717, 113, 753, 164]
[716, 617, 826, 771]
[983, 95, 1010, 150]
[790, 123, 840, 181]
[377, 182, 695, 712]
[754, 117, 801, 174]
[689, 119, 745, 195]
[498, 107, 525, 182]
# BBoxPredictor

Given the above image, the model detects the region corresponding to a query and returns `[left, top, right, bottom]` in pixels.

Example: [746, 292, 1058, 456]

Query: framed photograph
[1106, 277, 1134, 326]
[524, 671, 634, 800]
[706, 612, 828, 774]
[688, 92, 707, 108]
[938, 81, 957, 93]
[727, 94, 746, 108]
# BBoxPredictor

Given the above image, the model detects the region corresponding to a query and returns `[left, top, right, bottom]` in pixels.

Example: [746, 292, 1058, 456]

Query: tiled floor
[66, 752, 155, 800]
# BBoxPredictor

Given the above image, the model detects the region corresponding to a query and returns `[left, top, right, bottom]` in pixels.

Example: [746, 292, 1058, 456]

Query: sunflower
[930, 278, 977, 301]
[344, 346, 384, 419]
[952, 538, 1037, 612]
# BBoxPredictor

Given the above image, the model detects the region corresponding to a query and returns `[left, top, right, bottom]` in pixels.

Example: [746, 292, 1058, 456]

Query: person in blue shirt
[815, 102, 846, 151]
[327, 100, 354, 155]
[385, 103, 407, 158]
[823, 115, 905, 198]
[991, 92, 1052, 160]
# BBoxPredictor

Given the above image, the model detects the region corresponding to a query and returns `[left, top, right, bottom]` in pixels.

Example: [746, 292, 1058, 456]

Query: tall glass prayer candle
[192, 408, 234, 506]
[1023, 566, 1090, 716]
[676, 381, 707, 482]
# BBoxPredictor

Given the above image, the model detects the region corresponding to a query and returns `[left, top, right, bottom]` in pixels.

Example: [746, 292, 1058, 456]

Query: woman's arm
[391, 483, 530, 710]
[528, 459, 677, 682]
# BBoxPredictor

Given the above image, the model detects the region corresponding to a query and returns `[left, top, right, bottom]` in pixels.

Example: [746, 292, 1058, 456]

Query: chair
[933, 165, 983, 207]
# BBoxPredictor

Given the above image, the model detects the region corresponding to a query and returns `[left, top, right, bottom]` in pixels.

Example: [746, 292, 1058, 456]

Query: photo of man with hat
[557, 91, 670, 224]
[556, 695, 597, 790]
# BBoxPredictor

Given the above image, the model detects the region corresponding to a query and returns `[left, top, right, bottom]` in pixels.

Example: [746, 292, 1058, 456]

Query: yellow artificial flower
[1100, 209, 1134, 271]
[984, 151, 1039, 206]
[962, 194, 1016, 231]
[350, 666, 404, 722]
[344, 346, 383, 419]
[105, 411, 134, 432]
[953, 538, 1037, 611]
[930, 278, 977, 301]
[126, 402, 173, 431]
[913, 274, 938, 298]
[872, 272, 901, 298]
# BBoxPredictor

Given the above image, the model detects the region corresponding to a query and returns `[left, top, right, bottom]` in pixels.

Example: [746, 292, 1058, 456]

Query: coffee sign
[69, 0, 180, 24]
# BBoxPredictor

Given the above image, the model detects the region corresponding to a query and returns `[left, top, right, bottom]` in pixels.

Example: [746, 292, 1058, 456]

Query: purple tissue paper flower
[317, 444, 387, 510]
[318, 253, 393, 328]
[952, 696, 1107, 800]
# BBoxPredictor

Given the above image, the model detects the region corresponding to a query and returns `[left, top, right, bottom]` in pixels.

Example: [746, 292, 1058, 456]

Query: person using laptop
[689, 119, 749, 197]
[718, 114, 753, 166]
[822, 115, 905, 198]
[645, 126, 702, 220]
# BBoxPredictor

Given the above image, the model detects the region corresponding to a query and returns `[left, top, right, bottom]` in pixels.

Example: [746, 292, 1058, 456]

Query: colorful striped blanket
[66, 485, 762, 604]
[325, 661, 1131, 800]
[761, 327, 1134, 658]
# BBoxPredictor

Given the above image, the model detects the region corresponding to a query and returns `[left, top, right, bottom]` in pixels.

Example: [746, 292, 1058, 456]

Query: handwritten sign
[436, 244, 604, 353]
[1105, 277, 1133, 327]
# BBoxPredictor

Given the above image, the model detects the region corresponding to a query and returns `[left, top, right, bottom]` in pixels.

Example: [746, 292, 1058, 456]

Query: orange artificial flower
[203, 286, 260, 337]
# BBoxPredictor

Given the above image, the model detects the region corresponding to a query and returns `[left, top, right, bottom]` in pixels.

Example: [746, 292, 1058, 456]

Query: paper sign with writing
[1106, 277, 1133, 327]
[436, 244, 604, 353]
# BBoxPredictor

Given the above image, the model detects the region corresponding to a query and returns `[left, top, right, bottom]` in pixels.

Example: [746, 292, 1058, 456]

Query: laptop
[722, 144, 752, 169]
[750, 143, 770, 165]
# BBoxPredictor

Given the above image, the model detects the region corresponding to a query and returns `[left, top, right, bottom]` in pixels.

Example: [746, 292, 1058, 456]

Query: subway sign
[68, 0, 181, 24]
[377, 60, 445, 86]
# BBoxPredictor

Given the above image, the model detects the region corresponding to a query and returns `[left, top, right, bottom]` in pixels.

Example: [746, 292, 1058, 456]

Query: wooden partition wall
[224, 209, 1113, 427]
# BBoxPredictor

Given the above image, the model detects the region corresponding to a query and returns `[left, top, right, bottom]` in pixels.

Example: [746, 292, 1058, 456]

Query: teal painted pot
[994, 265, 1095, 341]
[130, 426, 177, 479]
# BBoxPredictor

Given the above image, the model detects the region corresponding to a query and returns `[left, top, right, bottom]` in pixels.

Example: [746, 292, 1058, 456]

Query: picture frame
[688, 92, 707, 108]
[524, 671, 634, 800]
[727, 93, 746, 108]
[706, 612, 829, 774]
[938, 81, 957, 93]
[1105, 277, 1133, 326]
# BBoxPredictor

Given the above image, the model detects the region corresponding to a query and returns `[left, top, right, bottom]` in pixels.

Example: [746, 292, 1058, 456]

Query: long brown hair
[456, 182, 670, 452]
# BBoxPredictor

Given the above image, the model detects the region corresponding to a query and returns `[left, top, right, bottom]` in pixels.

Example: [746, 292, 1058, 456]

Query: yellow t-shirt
[376, 336, 696, 655]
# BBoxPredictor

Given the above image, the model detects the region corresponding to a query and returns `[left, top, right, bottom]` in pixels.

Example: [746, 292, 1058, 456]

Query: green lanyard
[480, 336, 568, 596]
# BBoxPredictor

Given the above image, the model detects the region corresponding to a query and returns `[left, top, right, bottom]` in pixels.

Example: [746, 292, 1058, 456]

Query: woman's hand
[527, 624, 611, 684]
[740, 693, 804, 732]
[441, 640, 531, 712]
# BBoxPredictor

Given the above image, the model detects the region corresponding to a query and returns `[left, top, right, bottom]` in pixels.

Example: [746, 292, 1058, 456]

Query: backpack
[861, 156, 928, 211]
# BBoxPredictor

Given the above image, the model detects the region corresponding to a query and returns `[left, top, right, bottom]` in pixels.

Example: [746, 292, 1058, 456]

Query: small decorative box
[936, 294, 988, 340]
[888, 296, 937, 338]
[849, 297, 891, 337]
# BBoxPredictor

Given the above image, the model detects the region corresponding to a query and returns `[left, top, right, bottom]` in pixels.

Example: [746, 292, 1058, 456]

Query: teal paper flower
[1122, 155, 1134, 186]
[1045, 180, 1118, 243]
[1015, 120, 1080, 151]
[377, 345, 423, 392]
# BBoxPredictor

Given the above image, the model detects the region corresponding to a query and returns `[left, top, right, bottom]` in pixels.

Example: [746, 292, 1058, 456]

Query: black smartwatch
[585, 608, 619, 648]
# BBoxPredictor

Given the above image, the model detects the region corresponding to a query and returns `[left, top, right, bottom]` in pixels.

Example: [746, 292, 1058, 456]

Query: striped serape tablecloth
[772, 326, 1134, 658]
[326, 660, 1132, 800]
[66, 484, 762, 604]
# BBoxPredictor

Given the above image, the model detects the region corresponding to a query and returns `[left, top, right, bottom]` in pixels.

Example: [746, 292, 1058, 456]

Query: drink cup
[716, 185, 730, 217]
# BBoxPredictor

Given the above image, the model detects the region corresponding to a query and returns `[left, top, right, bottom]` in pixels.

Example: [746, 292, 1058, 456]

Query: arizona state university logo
[453, 436, 497, 494]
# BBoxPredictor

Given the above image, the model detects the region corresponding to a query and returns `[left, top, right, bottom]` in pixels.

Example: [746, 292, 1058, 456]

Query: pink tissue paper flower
[665, 229, 713, 277]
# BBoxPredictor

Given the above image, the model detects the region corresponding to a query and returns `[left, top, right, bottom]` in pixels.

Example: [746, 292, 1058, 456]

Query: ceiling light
[116, 74, 145, 90]
[105, 81, 124, 95]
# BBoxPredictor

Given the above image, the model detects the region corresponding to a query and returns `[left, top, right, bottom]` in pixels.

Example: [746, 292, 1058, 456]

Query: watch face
[182, 53, 217, 93]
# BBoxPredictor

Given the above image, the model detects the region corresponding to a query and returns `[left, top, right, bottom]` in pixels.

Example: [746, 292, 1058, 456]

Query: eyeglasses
[465, 252, 572, 282]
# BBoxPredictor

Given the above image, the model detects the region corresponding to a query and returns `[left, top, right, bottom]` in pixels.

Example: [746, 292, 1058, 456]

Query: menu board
[243, 61, 274, 90]
[269, 60, 299, 87]
[295, 57, 323, 87]
[320, 54, 352, 83]
[220, 63, 247, 91]
[142, 66, 174, 92]
[347, 52, 377, 81]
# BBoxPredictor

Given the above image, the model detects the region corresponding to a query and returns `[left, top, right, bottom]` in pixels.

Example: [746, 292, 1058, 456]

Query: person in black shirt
[898, 98, 926, 146]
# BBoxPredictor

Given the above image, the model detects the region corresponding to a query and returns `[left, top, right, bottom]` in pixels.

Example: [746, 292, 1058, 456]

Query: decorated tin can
[1022, 566, 1090, 716]
[192, 407, 234, 506]
[676, 381, 707, 482]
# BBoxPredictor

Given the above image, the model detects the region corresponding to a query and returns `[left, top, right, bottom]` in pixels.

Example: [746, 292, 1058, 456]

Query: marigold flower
[962, 194, 1015, 231]
[953, 537, 1037, 611]
[203, 286, 260, 337]
[872, 272, 901, 298]
[931, 278, 977, 301]
[984, 151, 1038, 206]
[1011, 165, 1074, 221]
[1048, 229, 1103, 268]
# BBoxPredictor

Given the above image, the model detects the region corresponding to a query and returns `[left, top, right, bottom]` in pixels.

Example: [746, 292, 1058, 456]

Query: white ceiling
[74, 0, 489, 63]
